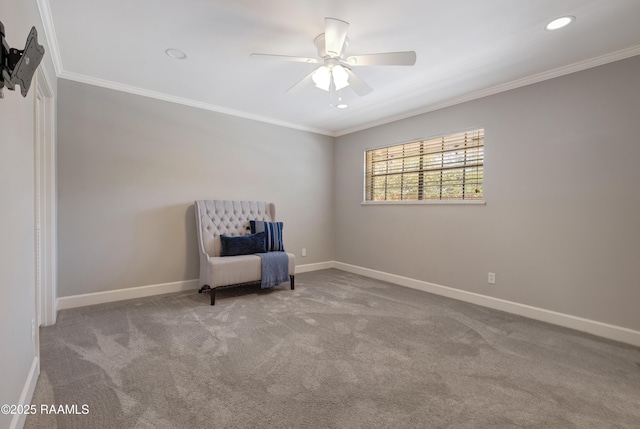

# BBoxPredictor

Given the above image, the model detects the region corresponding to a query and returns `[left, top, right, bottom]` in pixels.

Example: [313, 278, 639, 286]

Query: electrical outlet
[31, 319, 35, 342]
[488, 272, 496, 284]
[301, 248, 307, 257]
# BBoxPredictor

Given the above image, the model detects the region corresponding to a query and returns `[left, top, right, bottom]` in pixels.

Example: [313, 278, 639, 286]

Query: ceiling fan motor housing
[314, 33, 348, 59]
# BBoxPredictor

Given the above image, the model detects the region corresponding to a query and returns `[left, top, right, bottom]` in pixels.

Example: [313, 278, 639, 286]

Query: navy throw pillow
[250, 221, 284, 252]
[220, 232, 266, 256]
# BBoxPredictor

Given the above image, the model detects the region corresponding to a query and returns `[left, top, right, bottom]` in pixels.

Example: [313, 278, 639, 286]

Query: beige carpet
[26, 269, 640, 428]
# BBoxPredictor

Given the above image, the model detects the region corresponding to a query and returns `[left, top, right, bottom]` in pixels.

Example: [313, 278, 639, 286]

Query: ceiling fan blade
[345, 69, 373, 96]
[250, 53, 319, 64]
[347, 51, 417, 66]
[286, 69, 316, 93]
[324, 18, 349, 57]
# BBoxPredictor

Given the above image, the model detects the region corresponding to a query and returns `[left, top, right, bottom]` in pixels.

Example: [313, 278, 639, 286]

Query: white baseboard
[295, 261, 335, 273]
[53, 262, 640, 347]
[333, 261, 640, 348]
[10, 357, 39, 429]
[57, 279, 200, 310]
[56, 262, 333, 310]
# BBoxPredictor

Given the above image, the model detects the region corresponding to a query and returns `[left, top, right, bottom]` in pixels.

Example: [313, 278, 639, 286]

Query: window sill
[361, 200, 486, 206]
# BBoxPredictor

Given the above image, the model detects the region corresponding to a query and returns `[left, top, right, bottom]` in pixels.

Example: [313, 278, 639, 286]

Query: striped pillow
[250, 220, 285, 252]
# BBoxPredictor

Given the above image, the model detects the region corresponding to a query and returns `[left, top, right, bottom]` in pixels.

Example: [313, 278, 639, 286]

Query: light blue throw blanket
[258, 252, 289, 288]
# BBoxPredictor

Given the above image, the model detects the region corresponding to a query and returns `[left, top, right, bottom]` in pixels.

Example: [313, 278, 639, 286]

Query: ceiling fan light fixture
[312, 66, 331, 91]
[332, 65, 350, 90]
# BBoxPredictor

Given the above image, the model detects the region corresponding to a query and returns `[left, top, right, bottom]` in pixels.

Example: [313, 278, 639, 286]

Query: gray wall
[56, 55, 640, 333]
[57, 80, 334, 297]
[0, 0, 57, 426]
[335, 55, 640, 332]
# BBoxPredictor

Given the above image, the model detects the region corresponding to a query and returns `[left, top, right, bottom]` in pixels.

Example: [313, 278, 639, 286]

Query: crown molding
[58, 71, 334, 136]
[36, 0, 63, 75]
[35, 1, 333, 136]
[34, 0, 640, 138]
[334, 45, 640, 136]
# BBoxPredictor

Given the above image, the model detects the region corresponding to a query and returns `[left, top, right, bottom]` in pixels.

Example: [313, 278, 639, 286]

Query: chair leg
[198, 285, 215, 305]
[290, 275, 295, 290]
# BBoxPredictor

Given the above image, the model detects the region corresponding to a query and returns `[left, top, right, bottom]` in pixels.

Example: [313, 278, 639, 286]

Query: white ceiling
[40, 0, 640, 136]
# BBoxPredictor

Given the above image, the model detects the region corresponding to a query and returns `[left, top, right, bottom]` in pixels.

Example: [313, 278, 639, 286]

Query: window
[364, 129, 484, 202]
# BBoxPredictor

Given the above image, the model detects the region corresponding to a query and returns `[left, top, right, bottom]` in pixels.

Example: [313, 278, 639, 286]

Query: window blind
[365, 129, 484, 202]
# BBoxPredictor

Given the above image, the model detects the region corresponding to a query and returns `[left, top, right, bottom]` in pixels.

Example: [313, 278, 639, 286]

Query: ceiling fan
[250, 18, 417, 98]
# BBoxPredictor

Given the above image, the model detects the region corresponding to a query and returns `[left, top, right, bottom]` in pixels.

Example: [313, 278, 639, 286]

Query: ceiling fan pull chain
[329, 78, 335, 108]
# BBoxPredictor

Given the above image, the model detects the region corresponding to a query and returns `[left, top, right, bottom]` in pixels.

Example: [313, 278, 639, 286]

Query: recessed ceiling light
[337, 104, 348, 109]
[545, 16, 575, 31]
[165, 48, 187, 59]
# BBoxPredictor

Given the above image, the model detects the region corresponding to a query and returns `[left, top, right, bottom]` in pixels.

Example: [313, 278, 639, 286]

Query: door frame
[34, 66, 57, 327]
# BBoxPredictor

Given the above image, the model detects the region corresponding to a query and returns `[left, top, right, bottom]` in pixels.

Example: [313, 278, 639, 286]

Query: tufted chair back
[195, 200, 275, 257]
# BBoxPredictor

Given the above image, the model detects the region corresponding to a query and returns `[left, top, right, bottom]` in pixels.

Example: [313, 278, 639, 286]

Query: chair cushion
[220, 232, 266, 256]
[206, 253, 294, 288]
